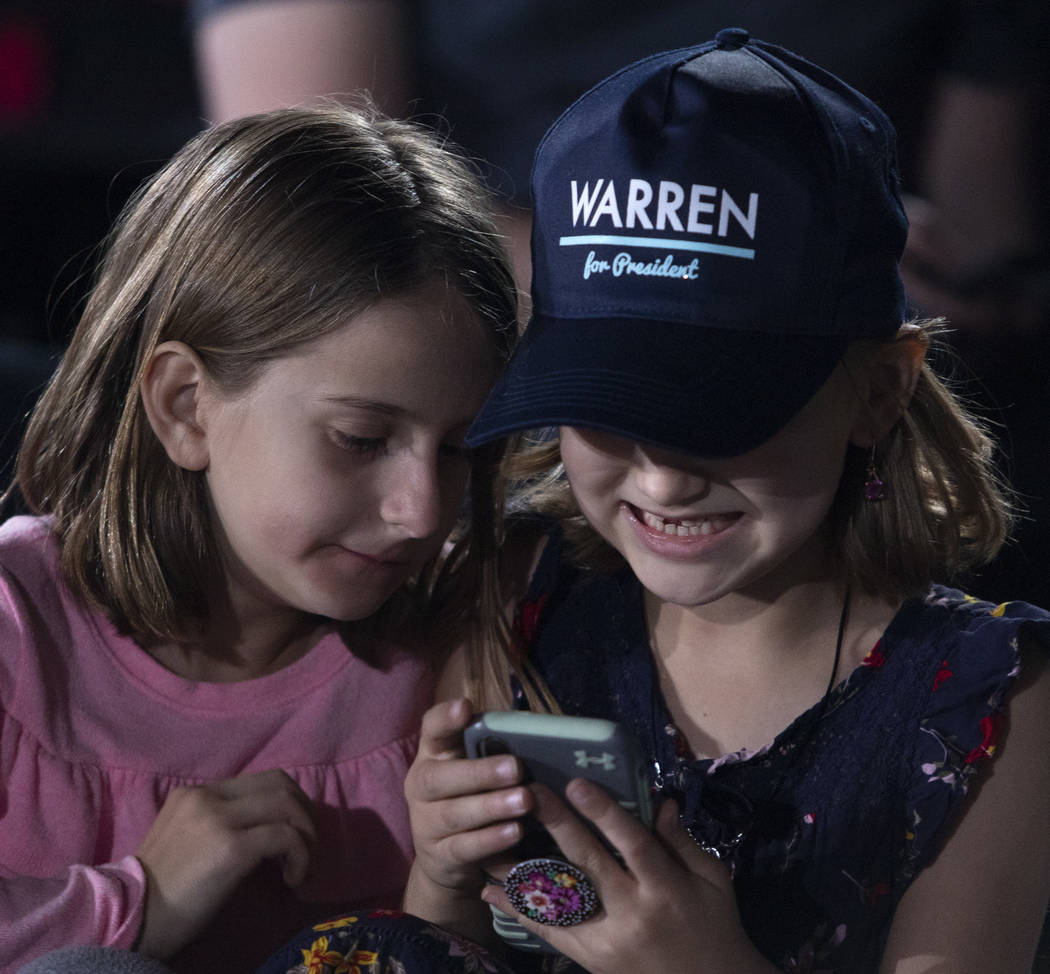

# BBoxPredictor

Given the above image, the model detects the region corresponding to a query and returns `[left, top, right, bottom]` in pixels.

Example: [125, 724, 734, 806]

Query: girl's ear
[849, 334, 926, 449]
[140, 341, 210, 471]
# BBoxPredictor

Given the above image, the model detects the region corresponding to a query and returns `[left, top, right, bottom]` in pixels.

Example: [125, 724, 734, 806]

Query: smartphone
[464, 711, 653, 953]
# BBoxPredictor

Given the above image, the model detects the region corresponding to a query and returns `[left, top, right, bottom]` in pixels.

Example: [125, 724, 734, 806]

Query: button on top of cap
[714, 27, 750, 49]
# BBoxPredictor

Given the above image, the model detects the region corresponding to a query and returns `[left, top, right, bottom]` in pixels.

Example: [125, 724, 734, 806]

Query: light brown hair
[11, 102, 517, 644]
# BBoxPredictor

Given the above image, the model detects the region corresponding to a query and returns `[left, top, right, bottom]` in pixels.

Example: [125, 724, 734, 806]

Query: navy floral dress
[507, 528, 1050, 972]
[259, 528, 1050, 974]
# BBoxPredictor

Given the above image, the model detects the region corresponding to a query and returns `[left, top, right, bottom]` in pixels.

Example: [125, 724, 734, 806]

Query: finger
[418, 697, 475, 758]
[207, 770, 316, 826]
[230, 821, 313, 887]
[440, 780, 533, 831]
[439, 819, 527, 867]
[479, 877, 583, 956]
[409, 751, 525, 803]
[518, 782, 633, 903]
[554, 778, 657, 878]
[651, 798, 731, 886]
[217, 784, 318, 844]
[209, 767, 308, 799]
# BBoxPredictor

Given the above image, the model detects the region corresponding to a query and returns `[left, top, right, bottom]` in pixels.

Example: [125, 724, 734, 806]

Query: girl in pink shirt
[0, 102, 516, 973]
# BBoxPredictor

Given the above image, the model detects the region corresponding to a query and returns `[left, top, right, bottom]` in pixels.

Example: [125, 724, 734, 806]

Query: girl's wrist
[402, 867, 499, 950]
[402, 860, 484, 918]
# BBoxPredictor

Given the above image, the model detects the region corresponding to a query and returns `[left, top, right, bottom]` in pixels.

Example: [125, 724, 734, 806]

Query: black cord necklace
[652, 585, 852, 866]
[819, 584, 852, 711]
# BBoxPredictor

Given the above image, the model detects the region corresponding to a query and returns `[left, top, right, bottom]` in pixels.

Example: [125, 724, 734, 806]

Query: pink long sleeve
[0, 517, 432, 974]
[1, 856, 145, 965]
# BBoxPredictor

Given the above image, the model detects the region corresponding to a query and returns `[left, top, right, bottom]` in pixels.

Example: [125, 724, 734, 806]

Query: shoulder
[892, 584, 1050, 871]
[0, 515, 67, 624]
[896, 584, 1049, 752]
[882, 626, 1050, 971]
[0, 514, 59, 568]
[923, 583, 1050, 630]
[0, 517, 78, 712]
[893, 583, 1050, 677]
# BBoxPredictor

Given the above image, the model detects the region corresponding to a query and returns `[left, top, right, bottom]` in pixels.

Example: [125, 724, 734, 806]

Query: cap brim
[467, 313, 850, 458]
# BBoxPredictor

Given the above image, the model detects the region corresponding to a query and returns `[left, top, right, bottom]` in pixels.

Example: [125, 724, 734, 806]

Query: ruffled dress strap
[899, 587, 1050, 880]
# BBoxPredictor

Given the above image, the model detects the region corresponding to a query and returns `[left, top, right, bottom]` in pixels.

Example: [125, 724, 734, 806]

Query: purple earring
[864, 448, 886, 501]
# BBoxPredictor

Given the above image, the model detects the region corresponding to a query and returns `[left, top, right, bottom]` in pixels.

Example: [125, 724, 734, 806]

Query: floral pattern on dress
[256, 911, 518, 974]
[249, 540, 1049, 974]
[508, 525, 1049, 974]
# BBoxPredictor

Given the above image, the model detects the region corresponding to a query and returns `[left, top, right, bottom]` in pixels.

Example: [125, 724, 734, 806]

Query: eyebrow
[318, 395, 477, 433]
[318, 395, 405, 416]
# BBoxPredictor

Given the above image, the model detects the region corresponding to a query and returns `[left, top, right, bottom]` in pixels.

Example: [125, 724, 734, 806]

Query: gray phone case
[464, 711, 653, 953]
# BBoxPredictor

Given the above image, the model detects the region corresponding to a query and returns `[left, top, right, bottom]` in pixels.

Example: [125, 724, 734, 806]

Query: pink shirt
[0, 516, 434, 972]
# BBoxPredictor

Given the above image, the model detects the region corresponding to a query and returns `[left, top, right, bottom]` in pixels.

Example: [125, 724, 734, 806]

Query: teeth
[641, 510, 724, 537]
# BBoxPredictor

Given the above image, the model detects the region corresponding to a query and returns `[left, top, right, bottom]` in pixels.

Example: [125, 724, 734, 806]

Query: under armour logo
[574, 750, 616, 771]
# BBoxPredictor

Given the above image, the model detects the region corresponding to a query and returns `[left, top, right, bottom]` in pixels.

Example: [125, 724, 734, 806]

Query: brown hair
[11, 102, 517, 644]
[473, 321, 1014, 707]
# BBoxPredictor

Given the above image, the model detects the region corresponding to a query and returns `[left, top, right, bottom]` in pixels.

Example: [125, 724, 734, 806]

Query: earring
[864, 448, 886, 502]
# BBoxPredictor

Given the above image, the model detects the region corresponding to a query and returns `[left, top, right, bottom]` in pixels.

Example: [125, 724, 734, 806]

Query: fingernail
[565, 778, 599, 809]
[505, 789, 528, 814]
[495, 757, 519, 782]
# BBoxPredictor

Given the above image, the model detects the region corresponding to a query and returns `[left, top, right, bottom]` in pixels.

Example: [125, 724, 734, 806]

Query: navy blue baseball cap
[467, 27, 908, 457]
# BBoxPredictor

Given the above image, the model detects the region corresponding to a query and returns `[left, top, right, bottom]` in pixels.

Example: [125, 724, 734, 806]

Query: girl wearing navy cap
[397, 28, 1050, 974]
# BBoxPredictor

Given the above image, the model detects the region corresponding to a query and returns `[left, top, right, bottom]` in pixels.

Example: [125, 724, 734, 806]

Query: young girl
[0, 103, 517, 973]
[390, 29, 1050, 974]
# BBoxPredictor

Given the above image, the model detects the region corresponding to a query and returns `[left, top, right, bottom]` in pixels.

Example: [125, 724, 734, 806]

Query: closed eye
[332, 432, 387, 456]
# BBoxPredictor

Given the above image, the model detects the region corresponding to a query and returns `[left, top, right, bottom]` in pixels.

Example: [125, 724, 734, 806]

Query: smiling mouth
[336, 544, 412, 568]
[636, 507, 740, 537]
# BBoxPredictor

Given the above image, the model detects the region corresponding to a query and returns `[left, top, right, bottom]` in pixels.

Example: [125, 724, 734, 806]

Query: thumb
[654, 799, 733, 884]
[418, 697, 475, 759]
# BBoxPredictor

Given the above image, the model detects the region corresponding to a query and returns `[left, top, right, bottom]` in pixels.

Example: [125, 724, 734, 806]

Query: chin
[297, 586, 399, 624]
[630, 563, 736, 608]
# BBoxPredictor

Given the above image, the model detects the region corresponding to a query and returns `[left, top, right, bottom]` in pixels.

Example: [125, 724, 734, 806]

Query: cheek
[211, 442, 333, 543]
[744, 457, 846, 555]
[564, 471, 624, 552]
[562, 468, 605, 527]
[734, 419, 851, 500]
[561, 449, 621, 511]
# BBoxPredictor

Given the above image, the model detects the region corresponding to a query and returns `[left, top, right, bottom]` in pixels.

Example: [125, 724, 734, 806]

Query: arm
[1, 859, 147, 968]
[0, 770, 315, 968]
[0, 541, 317, 965]
[900, 74, 1043, 335]
[194, 0, 414, 123]
[879, 642, 1050, 973]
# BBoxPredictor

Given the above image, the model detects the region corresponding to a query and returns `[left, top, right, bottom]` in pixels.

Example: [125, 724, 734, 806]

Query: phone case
[464, 711, 653, 953]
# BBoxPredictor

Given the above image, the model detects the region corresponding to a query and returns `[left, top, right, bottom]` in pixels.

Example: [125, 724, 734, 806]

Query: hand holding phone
[464, 711, 653, 952]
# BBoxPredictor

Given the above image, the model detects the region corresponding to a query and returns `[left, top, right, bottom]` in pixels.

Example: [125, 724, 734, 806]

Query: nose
[632, 445, 710, 509]
[380, 453, 444, 540]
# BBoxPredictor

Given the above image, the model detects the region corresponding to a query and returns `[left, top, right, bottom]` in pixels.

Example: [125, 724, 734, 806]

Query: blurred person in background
[0, 0, 203, 496]
[192, 0, 1050, 610]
